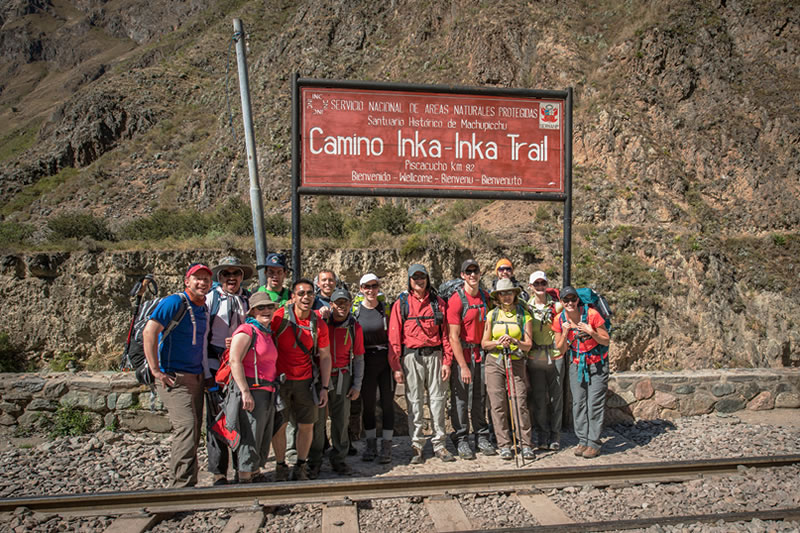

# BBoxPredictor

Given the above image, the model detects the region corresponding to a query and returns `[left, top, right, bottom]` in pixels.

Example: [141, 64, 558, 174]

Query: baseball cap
[495, 258, 513, 272]
[360, 273, 380, 286]
[331, 288, 351, 302]
[460, 259, 479, 272]
[408, 264, 428, 278]
[185, 263, 212, 278]
[265, 252, 289, 270]
[560, 286, 579, 301]
[529, 271, 547, 284]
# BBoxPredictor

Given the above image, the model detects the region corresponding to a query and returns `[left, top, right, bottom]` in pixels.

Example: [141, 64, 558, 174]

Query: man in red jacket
[389, 264, 455, 464]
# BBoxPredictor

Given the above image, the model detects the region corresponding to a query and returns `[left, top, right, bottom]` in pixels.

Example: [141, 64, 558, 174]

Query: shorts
[278, 378, 318, 425]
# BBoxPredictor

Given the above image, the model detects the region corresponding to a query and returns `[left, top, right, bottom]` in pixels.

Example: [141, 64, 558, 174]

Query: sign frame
[291, 75, 574, 284]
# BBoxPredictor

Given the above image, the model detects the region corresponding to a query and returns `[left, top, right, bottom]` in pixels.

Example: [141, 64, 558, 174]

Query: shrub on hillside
[0, 221, 34, 248]
[47, 212, 115, 241]
[364, 204, 412, 236]
[303, 198, 345, 239]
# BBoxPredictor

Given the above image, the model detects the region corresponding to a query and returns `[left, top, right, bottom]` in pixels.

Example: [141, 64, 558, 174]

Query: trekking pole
[503, 348, 520, 468]
[506, 348, 526, 467]
[122, 274, 156, 369]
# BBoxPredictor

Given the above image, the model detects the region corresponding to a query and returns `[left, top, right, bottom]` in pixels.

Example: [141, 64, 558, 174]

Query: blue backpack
[561, 287, 612, 358]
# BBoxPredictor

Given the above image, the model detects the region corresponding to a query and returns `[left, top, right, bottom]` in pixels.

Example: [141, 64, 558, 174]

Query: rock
[0, 401, 23, 415]
[25, 399, 57, 412]
[117, 410, 171, 433]
[42, 380, 68, 400]
[680, 392, 716, 416]
[0, 413, 16, 425]
[746, 391, 774, 411]
[604, 407, 634, 425]
[711, 382, 735, 397]
[654, 390, 678, 409]
[634, 379, 655, 400]
[774, 392, 800, 409]
[674, 384, 695, 395]
[60, 391, 107, 412]
[607, 390, 636, 409]
[632, 399, 661, 420]
[715, 394, 746, 414]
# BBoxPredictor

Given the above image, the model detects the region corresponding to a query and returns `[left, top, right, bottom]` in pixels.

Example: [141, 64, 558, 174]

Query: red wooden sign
[300, 87, 564, 194]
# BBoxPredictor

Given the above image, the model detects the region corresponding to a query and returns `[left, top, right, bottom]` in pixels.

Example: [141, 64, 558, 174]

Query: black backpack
[395, 290, 444, 327]
[122, 293, 190, 385]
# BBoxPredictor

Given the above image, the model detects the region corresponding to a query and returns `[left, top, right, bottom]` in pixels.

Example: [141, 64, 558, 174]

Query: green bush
[0, 332, 25, 373]
[47, 212, 115, 241]
[49, 351, 81, 372]
[119, 208, 210, 241]
[0, 221, 34, 248]
[364, 204, 412, 236]
[263, 213, 290, 236]
[303, 198, 345, 239]
[213, 197, 253, 236]
[51, 404, 93, 437]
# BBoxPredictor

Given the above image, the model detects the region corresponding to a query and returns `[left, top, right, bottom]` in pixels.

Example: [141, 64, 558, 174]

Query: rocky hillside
[0, 0, 798, 370]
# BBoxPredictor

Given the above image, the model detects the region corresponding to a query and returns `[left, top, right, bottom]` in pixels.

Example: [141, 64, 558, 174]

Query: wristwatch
[323, 384, 331, 390]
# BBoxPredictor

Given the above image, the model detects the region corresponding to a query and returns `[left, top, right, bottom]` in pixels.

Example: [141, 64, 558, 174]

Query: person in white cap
[526, 271, 565, 451]
[353, 273, 394, 463]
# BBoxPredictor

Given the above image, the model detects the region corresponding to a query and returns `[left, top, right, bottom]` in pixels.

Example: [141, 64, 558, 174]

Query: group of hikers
[140, 253, 610, 487]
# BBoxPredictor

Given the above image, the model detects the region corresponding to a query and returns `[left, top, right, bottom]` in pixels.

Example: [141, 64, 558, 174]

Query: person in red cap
[143, 263, 213, 488]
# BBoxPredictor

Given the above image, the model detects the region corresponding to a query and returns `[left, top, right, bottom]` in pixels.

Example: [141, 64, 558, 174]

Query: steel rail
[1, 455, 798, 515]
[454, 507, 800, 533]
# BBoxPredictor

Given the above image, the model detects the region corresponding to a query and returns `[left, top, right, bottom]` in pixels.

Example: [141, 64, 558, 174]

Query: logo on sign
[539, 103, 560, 130]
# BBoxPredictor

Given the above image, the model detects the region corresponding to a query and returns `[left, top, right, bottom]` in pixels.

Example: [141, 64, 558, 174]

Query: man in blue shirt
[143, 263, 212, 488]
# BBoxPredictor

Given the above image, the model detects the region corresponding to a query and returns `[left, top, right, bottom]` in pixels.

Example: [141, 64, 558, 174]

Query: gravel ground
[0, 412, 797, 532]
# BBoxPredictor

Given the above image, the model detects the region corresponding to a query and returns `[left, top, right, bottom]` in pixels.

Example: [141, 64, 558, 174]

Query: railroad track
[2, 454, 799, 532]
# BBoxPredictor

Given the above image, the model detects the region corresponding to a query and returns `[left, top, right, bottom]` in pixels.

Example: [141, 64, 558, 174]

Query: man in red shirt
[308, 288, 365, 478]
[553, 286, 610, 459]
[270, 278, 332, 481]
[447, 259, 496, 460]
[389, 264, 455, 464]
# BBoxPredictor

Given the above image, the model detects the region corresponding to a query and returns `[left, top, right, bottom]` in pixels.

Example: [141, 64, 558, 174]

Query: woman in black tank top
[354, 273, 395, 464]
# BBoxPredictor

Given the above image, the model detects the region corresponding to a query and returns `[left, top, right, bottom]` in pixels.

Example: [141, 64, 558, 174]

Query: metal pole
[562, 87, 573, 287]
[233, 18, 268, 287]
[291, 72, 301, 282]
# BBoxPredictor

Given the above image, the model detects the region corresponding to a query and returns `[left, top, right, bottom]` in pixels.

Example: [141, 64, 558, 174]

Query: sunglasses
[532, 281, 547, 287]
[498, 266, 512, 272]
[497, 291, 515, 297]
[411, 274, 427, 280]
[362, 283, 380, 290]
[294, 290, 314, 297]
[464, 269, 480, 276]
[253, 304, 276, 311]
[562, 296, 579, 303]
[220, 270, 243, 277]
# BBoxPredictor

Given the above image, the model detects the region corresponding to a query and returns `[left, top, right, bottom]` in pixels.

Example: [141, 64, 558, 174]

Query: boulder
[746, 391, 774, 411]
[632, 399, 661, 420]
[680, 392, 716, 416]
[715, 394, 746, 413]
[654, 390, 678, 410]
[711, 382, 735, 397]
[634, 379, 654, 400]
[775, 392, 800, 409]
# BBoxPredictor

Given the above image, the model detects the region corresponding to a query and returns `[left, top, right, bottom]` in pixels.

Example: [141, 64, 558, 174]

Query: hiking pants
[235, 379, 276, 473]
[309, 372, 352, 467]
[361, 348, 395, 435]
[157, 372, 204, 488]
[526, 351, 565, 446]
[449, 347, 490, 447]
[568, 358, 608, 450]
[402, 348, 447, 452]
[485, 357, 533, 448]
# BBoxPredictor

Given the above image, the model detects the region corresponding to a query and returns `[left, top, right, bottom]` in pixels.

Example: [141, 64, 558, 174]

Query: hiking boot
[537, 441, 549, 451]
[522, 446, 536, 460]
[582, 446, 601, 459]
[212, 475, 228, 486]
[274, 462, 289, 482]
[307, 463, 321, 480]
[499, 447, 513, 460]
[348, 442, 358, 456]
[410, 447, 425, 465]
[378, 440, 392, 464]
[457, 441, 476, 460]
[292, 462, 309, 481]
[549, 441, 561, 451]
[573, 445, 588, 457]
[331, 461, 352, 475]
[362, 438, 377, 462]
[435, 448, 456, 463]
[477, 437, 497, 456]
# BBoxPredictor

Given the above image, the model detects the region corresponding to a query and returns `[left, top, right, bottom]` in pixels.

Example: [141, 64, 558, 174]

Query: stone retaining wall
[1, 369, 798, 434]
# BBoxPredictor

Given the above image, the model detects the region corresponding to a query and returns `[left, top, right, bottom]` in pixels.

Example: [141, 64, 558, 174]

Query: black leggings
[361, 349, 395, 433]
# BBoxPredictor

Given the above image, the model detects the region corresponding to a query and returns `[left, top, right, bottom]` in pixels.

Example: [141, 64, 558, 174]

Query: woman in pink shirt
[228, 291, 280, 482]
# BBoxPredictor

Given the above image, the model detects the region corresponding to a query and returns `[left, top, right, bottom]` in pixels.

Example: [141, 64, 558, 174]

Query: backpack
[274, 303, 319, 358]
[395, 290, 444, 326]
[122, 293, 190, 385]
[326, 314, 357, 371]
[437, 279, 490, 322]
[207, 285, 251, 346]
[215, 326, 257, 386]
[560, 287, 612, 357]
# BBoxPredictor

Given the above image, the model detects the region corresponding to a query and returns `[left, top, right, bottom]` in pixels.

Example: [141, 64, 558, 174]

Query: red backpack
[215, 326, 256, 386]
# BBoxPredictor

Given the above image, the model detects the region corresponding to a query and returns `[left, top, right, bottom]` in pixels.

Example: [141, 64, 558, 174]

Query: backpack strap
[164, 293, 191, 341]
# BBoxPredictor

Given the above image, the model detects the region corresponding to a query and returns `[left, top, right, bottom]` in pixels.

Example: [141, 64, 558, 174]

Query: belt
[405, 345, 442, 356]
[330, 367, 350, 376]
[366, 345, 389, 352]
